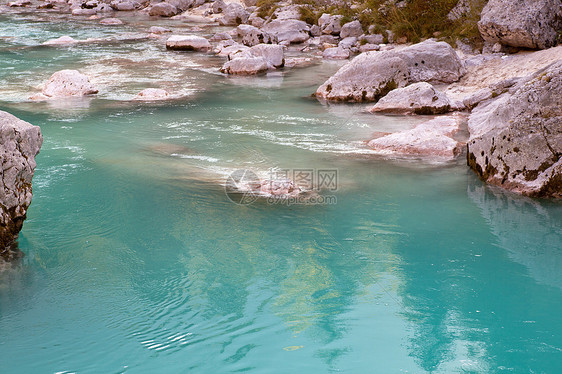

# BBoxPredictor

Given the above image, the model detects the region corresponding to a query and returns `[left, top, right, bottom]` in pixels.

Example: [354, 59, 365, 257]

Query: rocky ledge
[467, 61, 562, 197]
[0, 111, 43, 258]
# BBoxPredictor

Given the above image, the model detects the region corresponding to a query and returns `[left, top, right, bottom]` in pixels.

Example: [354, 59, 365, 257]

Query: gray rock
[110, 0, 136, 11]
[340, 20, 363, 39]
[99, 17, 123, 25]
[315, 40, 463, 102]
[322, 46, 350, 60]
[220, 56, 268, 75]
[236, 24, 276, 46]
[42, 70, 98, 97]
[478, 0, 562, 49]
[166, 35, 212, 51]
[0, 111, 43, 254]
[310, 24, 321, 37]
[148, 26, 172, 34]
[212, 0, 225, 13]
[315, 51, 409, 102]
[338, 36, 357, 50]
[221, 43, 284, 74]
[261, 19, 310, 44]
[395, 39, 464, 83]
[149, 2, 179, 17]
[135, 88, 170, 100]
[359, 43, 380, 53]
[272, 4, 301, 20]
[318, 13, 342, 35]
[219, 3, 249, 26]
[369, 82, 453, 114]
[361, 33, 384, 45]
[368, 115, 464, 160]
[467, 60, 562, 197]
[209, 31, 232, 41]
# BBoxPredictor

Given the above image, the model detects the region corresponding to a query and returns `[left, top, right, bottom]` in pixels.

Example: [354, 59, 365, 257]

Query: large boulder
[322, 46, 350, 60]
[0, 111, 43, 256]
[315, 51, 409, 102]
[220, 43, 284, 74]
[395, 39, 464, 83]
[220, 57, 269, 75]
[42, 70, 98, 98]
[149, 2, 179, 17]
[478, 0, 562, 49]
[368, 115, 464, 160]
[316, 40, 464, 102]
[318, 13, 343, 35]
[236, 24, 276, 46]
[261, 19, 310, 44]
[340, 20, 363, 39]
[166, 35, 212, 51]
[467, 60, 562, 197]
[369, 82, 453, 114]
[219, 3, 250, 26]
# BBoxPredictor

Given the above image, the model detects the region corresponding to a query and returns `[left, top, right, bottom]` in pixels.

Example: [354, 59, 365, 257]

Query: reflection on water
[0, 11, 561, 374]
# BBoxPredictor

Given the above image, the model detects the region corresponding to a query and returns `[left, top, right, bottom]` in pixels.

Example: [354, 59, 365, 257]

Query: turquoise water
[1, 13, 562, 374]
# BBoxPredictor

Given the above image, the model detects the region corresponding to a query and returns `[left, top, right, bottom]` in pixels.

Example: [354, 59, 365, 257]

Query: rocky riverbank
[0, 0, 560, 255]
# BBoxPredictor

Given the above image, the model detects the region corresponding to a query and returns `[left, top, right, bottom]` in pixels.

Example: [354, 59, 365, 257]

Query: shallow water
[1, 13, 562, 374]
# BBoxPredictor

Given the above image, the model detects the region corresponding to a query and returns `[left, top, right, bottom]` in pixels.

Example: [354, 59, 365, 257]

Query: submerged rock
[478, 0, 562, 49]
[99, 17, 123, 25]
[135, 88, 170, 100]
[43, 35, 79, 45]
[166, 35, 211, 51]
[467, 60, 562, 197]
[148, 26, 172, 34]
[368, 115, 465, 160]
[0, 111, 43, 255]
[369, 82, 453, 114]
[41, 70, 98, 98]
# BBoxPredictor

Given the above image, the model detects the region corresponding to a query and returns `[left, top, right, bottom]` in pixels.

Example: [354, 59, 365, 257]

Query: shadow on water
[394, 175, 562, 372]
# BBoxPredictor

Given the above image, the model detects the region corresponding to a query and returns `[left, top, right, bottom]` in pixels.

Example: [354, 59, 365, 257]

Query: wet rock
[221, 43, 284, 74]
[166, 35, 212, 51]
[100, 17, 123, 25]
[478, 0, 562, 49]
[369, 82, 453, 114]
[41, 70, 98, 98]
[72, 8, 97, 15]
[368, 115, 465, 159]
[340, 20, 363, 39]
[43, 35, 79, 45]
[0, 111, 43, 254]
[467, 60, 562, 197]
[259, 179, 302, 197]
[148, 26, 172, 34]
[261, 19, 310, 44]
[135, 88, 170, 100]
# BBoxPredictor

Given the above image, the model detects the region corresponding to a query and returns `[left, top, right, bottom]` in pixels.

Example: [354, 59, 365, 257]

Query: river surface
[1, 12, 562, 374]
